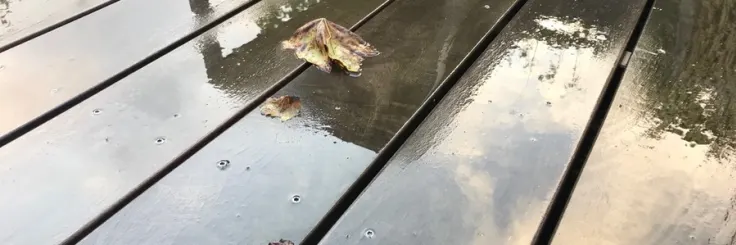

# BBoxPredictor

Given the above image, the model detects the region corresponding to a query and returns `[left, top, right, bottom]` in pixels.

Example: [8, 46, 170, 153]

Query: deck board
[552, 0, 736, 243]
[0, 0, 256, 139]
[0, 0, 392, 244]
[75, 0, 522, 244]
[0, 0, 114, 49]
[316, 0, 648, 244]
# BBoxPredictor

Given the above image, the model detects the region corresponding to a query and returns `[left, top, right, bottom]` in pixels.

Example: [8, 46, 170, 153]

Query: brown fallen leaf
[281, 18, 379, 76]
[268, 239, 295, 245]
[260, 95, 302, 121]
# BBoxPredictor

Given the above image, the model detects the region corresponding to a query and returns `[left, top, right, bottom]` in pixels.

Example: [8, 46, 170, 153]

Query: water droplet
[92, 109, 103, 115]
[345, 70, 362, 77]
[291, 194, 301, 203]
[364, 229, 375, 238]
[154, 137, 166, 145]
[217, 160, 230, 170]
[689, 235, 696, 240]
[173, 113, 180, 118]
[483, 4, 490, 9]
[235, 213, 241, 218]
[546, 101, 552, 106]
[335, 107, 341, 110]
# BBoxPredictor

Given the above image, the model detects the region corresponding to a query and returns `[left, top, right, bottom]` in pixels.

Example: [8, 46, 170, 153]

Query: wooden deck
[0, 0, 734, 244]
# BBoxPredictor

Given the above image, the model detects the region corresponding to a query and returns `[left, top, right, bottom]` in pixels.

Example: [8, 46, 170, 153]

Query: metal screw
[216, 160, 230, 170]
[154, 137, 166, 145]
[291, 195, 301, 203]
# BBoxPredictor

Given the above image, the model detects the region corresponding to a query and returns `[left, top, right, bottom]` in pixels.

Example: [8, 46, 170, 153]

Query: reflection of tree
[188, 0, 401, 151]
[278, 0, 501, 151]
[186, 0, 503, 152]
[0, 0, 12, 27]
[191, 0, 310, 97]
[642, 0, 736, 161]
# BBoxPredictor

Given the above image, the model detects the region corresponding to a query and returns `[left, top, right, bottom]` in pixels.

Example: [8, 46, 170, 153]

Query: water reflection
[0, 0, 9, 27]
[187, 0, 488, 152]
[403, 14, 613, 162]
[0, 0, 107, 44]
[638, 0, 736, 161]
[190, 0, 315, 94]
[438, 14, 613, 240]
[316, 1, 647, 242]
[551, 0, 736, 244]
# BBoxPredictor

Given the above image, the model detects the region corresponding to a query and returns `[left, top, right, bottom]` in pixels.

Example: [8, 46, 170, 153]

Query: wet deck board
[316, 0, 648, 244]
[0, 0, 114, 49]
[76, 0, 522, 244]
[0, 0, 257, 139]
[0, 0, 392, 244]
[552, 0, 736, 244]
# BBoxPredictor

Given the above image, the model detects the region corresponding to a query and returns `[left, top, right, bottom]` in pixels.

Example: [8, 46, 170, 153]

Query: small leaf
[260, 95, 302, 121]
[281, 18, 379, 75]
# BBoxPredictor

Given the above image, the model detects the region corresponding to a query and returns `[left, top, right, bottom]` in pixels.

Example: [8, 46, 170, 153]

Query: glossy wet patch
[260, 95, 302, 121]
[281, 18, 379, 75]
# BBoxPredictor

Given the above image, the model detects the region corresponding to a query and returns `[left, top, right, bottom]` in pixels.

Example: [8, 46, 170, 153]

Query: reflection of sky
[0, 0, 326, 243]
[0, 0, 192, 134]
[0, 0, 257, 136]
[553, 81, 736, 244]
[0, 0, 105, 45]
[214, 17, 261, 57]
[321, 12, 627, 245]
[553, 0, 736, 242]
[81, 114, 375, 245]
[436, 32, 611, 242]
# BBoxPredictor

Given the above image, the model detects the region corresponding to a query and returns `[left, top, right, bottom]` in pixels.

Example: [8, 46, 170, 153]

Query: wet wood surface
[552, 0, 736, 244]
[317, 0, 648, 244]
[0, 0, 255, 138]
[5, 0, 724, 244]
[0, 0, 392, 243]
[76, 0, 522, 244]
[0, 0, 114, 49]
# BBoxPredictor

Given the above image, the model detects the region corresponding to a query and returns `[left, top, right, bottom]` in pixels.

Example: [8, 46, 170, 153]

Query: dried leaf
[268, 239, 295, 245]
[260, 95, 302, 121]
[281, 18, 379, 75]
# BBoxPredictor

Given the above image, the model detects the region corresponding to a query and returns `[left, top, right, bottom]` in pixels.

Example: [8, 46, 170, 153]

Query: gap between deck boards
[0, 0, 262, 148]
[531, 0, 657, 243]
[300, 0, 531, 243]
[0, 0, 121, 53]
[60, 1, 398, 244]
